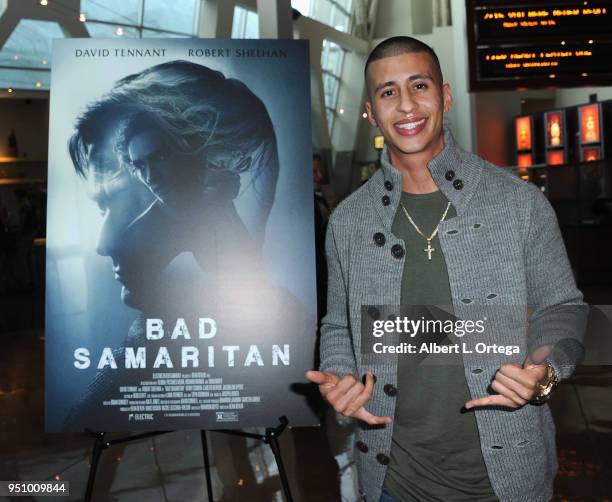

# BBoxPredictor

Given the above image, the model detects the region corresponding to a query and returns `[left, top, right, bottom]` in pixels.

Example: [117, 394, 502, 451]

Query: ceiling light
[35, 81, 42, 88]
[79, 13, 86, 22]
[39, 0, 48, 5]
[338, 108, 344, 114]
[116, 26, 124, 36]
[8, 88, 13, 93]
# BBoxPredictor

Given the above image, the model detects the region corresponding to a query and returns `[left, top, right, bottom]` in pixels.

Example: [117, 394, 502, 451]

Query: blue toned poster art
[45, 39, 317, 431]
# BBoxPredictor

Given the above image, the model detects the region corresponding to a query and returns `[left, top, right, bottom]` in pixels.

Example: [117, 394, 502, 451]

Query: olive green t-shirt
[382, 190, 497, 501]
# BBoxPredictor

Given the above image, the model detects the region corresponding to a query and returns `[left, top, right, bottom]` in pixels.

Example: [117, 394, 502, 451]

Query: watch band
[533, 361, 559, 403]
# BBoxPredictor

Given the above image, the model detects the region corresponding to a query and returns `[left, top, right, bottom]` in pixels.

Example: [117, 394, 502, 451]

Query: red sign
[583, 147, 601, 162]
[546, 111, 564, 148]
[547, 150, 565, 166]
[516, 116, 532, 150]
[517, 152, 533, 167]
[579, 104, 601, 144]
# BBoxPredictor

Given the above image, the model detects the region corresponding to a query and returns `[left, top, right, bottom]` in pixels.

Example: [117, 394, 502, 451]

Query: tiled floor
[1, 291, 611, 501]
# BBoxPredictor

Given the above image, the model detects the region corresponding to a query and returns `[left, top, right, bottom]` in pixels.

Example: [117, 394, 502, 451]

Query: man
[307, 37, 585, 501]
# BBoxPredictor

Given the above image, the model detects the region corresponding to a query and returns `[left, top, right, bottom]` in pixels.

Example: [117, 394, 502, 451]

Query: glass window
[291, 0, 353, 33]
[142, 0, 199, 35]
[320, 39, 346, 134]
[232, 6, 259, 38]
[0, 0, 200, 91]
[0, 68, 50, 91]
[0, 20, 63, 69]
[85, 22, 140, 39]
[326, 108, 335, 134]
[141, 30, 191, 39]
[81, 0, 140, 25]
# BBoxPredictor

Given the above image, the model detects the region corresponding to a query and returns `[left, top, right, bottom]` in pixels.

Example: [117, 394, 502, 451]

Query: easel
[84, 416, 292, 502]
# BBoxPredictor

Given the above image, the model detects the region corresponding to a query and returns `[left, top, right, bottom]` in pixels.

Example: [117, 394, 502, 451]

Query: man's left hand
[464, 362, 547, 410]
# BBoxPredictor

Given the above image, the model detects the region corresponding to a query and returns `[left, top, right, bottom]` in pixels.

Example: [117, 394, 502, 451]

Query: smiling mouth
[395, 118, 427, 136]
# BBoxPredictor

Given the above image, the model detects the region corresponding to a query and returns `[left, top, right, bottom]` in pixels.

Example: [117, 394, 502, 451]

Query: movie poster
[45, 39, 318, 432]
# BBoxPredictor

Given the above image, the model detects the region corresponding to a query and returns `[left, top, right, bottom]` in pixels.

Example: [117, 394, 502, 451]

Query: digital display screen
[475, 3, 610, 42]
[467, 1, 612, 90]
[477, 44, 610, 80]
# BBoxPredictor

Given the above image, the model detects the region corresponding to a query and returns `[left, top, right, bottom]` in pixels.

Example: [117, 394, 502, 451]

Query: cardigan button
[356, 440, 368, 453]
[391, 244, 404, 259]
[453, 179, 464, 190]
[384, 180, 394, 191]
[376, 453, 390, 465]
[382, 195, 391, 206]
[445, 170, 455, 181]
[362, 373, 378, 385]
[383, 384, 397, 397]
[373, 232, 386, 246]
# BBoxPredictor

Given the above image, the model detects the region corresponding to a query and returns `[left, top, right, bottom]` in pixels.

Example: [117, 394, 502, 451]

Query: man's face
[365, 52, 452, 163]
[86, 129, 181, 310]
[127, 128, 206, 217]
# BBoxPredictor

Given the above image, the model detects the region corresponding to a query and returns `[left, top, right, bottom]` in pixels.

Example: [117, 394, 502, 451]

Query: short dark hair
[364, 36, 443, 95]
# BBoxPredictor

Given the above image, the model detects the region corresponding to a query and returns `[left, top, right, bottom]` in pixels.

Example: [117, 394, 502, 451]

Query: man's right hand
[306, 370, 393, 425]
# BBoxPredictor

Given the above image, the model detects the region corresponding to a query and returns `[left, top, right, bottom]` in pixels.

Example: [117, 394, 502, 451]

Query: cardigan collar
[370, 127, 483, 229]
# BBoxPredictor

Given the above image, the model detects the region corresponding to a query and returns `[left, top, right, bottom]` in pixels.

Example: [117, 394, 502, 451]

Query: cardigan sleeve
[523, 184, 588, 381]
[318, 217, 359, 378]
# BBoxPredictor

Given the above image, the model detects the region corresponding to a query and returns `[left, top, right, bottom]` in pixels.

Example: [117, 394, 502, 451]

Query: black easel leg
[85, 432, 105, 502]
[268, 433, 293, 502]
[201, 430, 214, 502]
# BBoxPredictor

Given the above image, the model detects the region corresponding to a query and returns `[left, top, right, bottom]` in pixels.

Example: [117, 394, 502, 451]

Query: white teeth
[397, 119, 426, 130]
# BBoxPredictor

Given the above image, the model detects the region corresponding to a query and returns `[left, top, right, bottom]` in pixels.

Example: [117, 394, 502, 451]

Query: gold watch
[533, 361, 559, 403]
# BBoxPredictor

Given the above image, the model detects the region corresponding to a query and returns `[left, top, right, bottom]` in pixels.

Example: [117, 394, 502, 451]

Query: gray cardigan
[319, 129, 586, 502]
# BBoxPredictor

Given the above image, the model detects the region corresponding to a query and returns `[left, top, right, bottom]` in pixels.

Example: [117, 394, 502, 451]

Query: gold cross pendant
[424, 240, 435, 260]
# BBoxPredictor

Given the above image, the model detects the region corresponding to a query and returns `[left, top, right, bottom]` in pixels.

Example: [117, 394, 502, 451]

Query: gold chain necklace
[399, 201, 451, 261]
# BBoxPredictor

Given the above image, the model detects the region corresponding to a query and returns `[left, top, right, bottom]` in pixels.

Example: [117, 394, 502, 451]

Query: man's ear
[442, 83, 453, 113]
[365, 101, 378, 127]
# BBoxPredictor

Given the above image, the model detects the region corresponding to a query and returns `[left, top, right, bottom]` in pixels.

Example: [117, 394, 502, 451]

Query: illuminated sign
[517, 153, 533, 167]
[545, 111, 565, 147]
[476, 3, 611, 41]
[515, 116, 533, 151]
[579, 104, 601, 143]
[477, 44, 610, 80]
[547, 150, 565, 165]
[582, 146, 601, 161]
[374, 135, 384, 150]
[467, 1, 612, 90]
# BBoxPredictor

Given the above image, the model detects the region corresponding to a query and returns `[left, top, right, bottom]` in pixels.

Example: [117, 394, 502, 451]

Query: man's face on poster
[126, 127, 207, 217]
[85, 127, 181, 310]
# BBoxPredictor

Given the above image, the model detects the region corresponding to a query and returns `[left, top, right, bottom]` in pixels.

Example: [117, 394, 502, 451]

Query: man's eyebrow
[374, 74, 434, 93]
[374, 80, 396, 93]
[408, 73, 434, 82]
